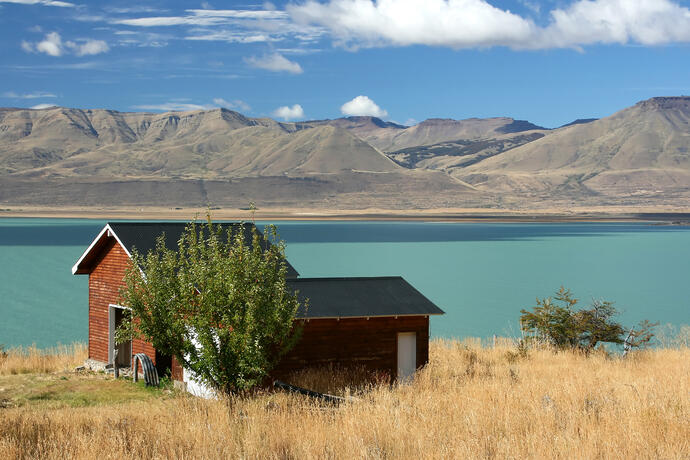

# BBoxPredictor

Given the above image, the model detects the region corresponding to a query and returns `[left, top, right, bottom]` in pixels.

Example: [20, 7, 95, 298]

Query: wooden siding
[87, 237, 155, 365]
[87, 240, 430, 382]
[272, 316, 429, 381]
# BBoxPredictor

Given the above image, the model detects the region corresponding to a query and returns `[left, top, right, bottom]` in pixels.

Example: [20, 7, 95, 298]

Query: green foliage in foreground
[117, 217, 302, 395]
[520, 286, 657, 352]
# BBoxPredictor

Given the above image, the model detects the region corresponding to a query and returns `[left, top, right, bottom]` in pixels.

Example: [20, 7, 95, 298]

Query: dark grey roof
[108, 222, 243, 255]
[74, 221, 298, 277]
[288, 277, 444, 318]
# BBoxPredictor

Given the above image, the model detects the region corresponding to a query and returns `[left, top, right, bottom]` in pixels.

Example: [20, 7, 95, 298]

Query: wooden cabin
[72, 222, 444, 390]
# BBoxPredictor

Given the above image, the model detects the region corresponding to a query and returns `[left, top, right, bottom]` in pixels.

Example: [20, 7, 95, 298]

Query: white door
[397, 332, 417, 381]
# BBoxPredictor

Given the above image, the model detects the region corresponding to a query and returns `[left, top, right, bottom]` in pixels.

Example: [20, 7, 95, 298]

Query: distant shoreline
[2, 205, 690, 223]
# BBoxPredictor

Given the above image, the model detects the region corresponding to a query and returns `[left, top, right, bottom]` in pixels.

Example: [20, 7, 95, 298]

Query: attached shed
[277, 277, 444, 380]
[73, 222, 444, 387]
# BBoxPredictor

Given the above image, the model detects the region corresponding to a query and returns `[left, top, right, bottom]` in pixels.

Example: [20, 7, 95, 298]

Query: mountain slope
[0, 98, 688, 209]
[305, 115, 546, 152]
[385, 131, 546, 169]
[381, 117, 546, 152]
[455, 97, 690, 196]
[0, 107, 399, 177]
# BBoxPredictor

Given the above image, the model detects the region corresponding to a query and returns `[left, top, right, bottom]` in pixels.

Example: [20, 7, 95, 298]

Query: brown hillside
[455, 97, 690, 197]
[0, 107, 398, 177]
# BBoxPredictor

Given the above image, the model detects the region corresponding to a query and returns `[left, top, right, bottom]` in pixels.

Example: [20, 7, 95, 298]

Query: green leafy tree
[520, 286, 657, 352]
[116, 217, 303, 394]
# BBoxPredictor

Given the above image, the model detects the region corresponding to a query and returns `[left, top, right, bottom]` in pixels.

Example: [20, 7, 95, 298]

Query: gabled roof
[288, 277, 444, 319]
[72, 222, 299, 278]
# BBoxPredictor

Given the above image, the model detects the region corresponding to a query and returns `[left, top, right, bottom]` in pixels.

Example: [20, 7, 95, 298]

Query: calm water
[1, 218, 689, 348]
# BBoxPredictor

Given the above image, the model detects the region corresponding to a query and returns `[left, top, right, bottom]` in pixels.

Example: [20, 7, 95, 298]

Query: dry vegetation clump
[0, 339, 688, 459]
[0, 343, 86, 375]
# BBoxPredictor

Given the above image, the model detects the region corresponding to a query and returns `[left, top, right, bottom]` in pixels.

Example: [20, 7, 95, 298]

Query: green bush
[117, 216, 303, 395]
[520, 287, 656, 353]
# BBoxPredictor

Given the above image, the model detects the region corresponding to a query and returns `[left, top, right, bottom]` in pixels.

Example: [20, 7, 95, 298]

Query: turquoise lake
[1, 218, 689, 348]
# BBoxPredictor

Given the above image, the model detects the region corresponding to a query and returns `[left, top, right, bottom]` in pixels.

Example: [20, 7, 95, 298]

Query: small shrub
[520, 286, 657, 353]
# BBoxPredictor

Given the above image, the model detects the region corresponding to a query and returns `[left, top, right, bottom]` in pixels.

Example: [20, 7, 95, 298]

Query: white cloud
[288, 0, 690, 49]
[518, 0, 541, 15]
[288, 0, 536, 49]
[245, 52, 303, 74]
[3, 91, 57, 99]
[113, 10, 289, 27]
[20, 40, 34, 53]
[340, 95, 388, 118]
[273, 104, 305, 120]
[132, 103, 217, 112]
[30, 103, 58, 109]
[66, 39, 110, 56]
[543, 0, 690, 47]
[0, 0, 75, 7]
[23, 32, 110, 57]
[115, 30, 170, 48]
[213, 98, 251, 112]
[276, 47, 321, 55]
[115, 16, 219, 27]
[186, 9, 289, 19]
[185, 31, 273, 43]
[36, 31, 63, 56]
[110, 7, 325, 45]
[105, 6, 164, 14]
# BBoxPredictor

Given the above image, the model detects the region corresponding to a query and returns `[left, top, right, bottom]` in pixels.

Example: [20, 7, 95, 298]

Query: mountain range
[0, 96, 688, 210]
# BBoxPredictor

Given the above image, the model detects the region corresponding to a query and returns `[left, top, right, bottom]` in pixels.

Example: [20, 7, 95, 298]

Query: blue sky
[1, 0, 689, 128]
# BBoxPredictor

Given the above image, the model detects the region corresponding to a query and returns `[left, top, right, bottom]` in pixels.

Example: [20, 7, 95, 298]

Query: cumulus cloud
[30, 103, 58, 109]
[67, 39, 110, 56]
[213, 98, 251, 112]
[22, 32, 110, 56]
[543, 0, 690, 47]
[35, 31, 63, 56]
[288, 0, 690, 49]
[288, 0, 536, 49]
[340, 95, 387, 118]
[273, 104, 305, 120]
[20, 40, 35, 52]
[245, 52, 303, 74]
[3, 91, 56, 99]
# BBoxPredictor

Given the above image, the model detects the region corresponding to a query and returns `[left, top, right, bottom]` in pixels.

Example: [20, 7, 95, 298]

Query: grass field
[1, 339, 688, 459]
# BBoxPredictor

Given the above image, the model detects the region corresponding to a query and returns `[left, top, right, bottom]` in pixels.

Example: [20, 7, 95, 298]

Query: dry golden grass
[1, 339, 688, 459]
[0, 343, 87, 375]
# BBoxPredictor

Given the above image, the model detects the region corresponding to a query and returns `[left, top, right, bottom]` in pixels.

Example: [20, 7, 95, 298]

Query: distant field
[1, 339, 688, 459]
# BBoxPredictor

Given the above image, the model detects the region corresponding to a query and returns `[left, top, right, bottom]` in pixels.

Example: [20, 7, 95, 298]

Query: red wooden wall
[87, 237, 155, 364]
[272, 316, 430, 380]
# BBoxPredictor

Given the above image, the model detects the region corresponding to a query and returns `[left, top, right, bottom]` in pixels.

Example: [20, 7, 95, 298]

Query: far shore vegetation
[1, 331, 688, 458]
